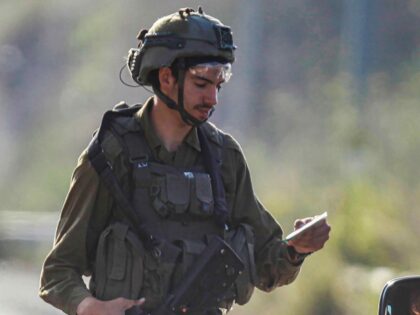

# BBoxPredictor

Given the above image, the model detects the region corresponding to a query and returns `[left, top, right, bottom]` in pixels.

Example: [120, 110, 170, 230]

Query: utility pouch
[225, 223, 257, 305]
[141, 239, 182, 311]
[189, 173, 214, 217]
[93, 222, 144, 301]
[150, 170, 214, 218]
[151, 236, 244, 315]
[166, 173, 190, 213]
[150, 172, 190, 217]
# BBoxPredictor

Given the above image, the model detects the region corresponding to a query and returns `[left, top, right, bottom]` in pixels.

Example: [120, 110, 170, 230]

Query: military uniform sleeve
[222, 135, 303, 292]
[39, 132, 123, 315]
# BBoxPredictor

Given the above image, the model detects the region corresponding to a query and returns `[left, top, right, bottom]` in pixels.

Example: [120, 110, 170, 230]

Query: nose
[204, 86, 218, 107]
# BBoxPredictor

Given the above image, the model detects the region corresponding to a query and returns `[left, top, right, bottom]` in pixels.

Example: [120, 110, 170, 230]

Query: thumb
[134, 297, 146, 306]
[123, 297, 146, 310]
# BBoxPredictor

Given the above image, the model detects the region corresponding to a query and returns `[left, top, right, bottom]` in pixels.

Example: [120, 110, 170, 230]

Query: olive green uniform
[39, 98, 303, 315]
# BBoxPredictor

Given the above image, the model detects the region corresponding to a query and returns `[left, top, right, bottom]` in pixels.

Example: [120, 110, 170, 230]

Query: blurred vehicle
[379, 276, 420, 315]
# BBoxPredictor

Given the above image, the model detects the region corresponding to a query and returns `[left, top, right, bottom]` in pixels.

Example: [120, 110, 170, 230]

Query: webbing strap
[87, 106, 159, 250]
[197, 126, 228, 227]
[88, 104, 229, 245]
[88, 138, 158, 249]
[152, 58, 206, 127]
[123, 132, 151, 163]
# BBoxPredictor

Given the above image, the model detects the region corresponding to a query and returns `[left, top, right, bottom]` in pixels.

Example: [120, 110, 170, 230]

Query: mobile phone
[285, 211, 328, 242]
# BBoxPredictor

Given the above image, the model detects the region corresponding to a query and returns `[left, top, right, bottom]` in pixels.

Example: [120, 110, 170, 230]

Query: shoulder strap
[197, 125, 229, 228]
[87, 103, 158, 249]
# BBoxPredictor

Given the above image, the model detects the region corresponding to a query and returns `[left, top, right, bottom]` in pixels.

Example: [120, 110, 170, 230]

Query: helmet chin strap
[153, 59, 213, 127]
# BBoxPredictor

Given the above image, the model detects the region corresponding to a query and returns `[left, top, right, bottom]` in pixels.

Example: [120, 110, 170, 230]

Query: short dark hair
[149, 56, 229, 89]
[148, 64, 179, 90]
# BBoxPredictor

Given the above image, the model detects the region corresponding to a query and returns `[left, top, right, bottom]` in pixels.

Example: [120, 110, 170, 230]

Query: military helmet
[128, 7, 236, 86]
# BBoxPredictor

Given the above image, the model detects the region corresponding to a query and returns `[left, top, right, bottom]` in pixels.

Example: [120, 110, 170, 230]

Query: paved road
[0, 211, 63, 314]
[0, 261, 62, 315]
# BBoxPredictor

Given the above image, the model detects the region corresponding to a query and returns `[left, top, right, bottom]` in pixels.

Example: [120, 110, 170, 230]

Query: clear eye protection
[188, 62, 232, 83]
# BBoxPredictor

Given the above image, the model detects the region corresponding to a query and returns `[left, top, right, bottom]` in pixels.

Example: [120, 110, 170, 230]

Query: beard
[192, 104, 215, 120]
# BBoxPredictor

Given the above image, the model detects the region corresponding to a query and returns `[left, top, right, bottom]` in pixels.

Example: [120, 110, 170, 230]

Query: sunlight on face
[178, 63, 230, 122]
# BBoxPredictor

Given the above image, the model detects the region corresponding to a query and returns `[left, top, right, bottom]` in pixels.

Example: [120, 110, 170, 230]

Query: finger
[289, 227, 317, 242]
[299, 224, 330, 243]
[310, 222, 331, 240]
[294, 217, 313, 229]
[298, 219, 330, 238]
[294, 220, 304, 229]
[288, 223, 330, 246]
[294, 231, 330, 252]
[308, 232, 330, 248]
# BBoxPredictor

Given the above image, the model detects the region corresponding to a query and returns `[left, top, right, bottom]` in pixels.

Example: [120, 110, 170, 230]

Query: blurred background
[0, 0, 419, 314]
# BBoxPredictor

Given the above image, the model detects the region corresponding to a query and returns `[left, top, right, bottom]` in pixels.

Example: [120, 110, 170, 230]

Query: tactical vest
[88, 103, 256, 314]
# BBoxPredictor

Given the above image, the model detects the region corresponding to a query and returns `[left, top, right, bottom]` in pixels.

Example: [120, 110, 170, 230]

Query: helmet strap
[176, 59, 205, 126]
[152, 85, 177, 110]
[153, 58, 209, 127]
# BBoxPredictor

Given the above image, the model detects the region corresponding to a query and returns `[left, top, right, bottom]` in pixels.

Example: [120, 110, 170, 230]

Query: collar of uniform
[200, 121, 224, 147]
[134, 97, 201, 152]
[185, 128, 201, 152]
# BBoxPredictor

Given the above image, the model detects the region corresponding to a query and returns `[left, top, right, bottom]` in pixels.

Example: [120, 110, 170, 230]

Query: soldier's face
[181, 68, 225, 122]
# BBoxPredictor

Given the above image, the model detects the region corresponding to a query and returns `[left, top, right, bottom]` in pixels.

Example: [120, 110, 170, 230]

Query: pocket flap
[166, 173, 189, 205]
[109, 223, 129, 280]
[195, 173, 213, 204]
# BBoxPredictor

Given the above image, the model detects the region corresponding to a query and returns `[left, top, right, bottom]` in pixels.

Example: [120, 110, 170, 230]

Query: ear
[158, 67, 177, 93]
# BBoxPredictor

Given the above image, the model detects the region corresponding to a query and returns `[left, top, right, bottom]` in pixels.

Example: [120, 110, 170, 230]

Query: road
[0, 211, 63, 314]
[0, 260, 62, 315]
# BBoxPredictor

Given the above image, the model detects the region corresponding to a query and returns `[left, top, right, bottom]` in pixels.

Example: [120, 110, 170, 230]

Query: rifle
[150, 236, 244, 315]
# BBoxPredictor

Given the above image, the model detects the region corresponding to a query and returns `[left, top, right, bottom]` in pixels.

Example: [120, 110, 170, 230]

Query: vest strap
[88, 103, 229, 247]
[197, 126, 228, 228]
[88, 106, 159, 250]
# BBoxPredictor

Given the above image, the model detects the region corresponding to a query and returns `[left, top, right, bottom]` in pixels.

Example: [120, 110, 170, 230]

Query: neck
[150, 96, 192, 152]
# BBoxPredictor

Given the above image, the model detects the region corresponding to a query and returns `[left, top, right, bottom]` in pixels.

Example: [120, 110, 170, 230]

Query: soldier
[39, 7, 330, 315]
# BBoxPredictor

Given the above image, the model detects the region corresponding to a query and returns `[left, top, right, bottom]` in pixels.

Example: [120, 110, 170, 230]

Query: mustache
[192, 104, 216, 118]
[193, 104, 213, 110]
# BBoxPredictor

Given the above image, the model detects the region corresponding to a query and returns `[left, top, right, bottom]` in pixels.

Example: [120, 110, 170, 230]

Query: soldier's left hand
[287, 216, 331, 254]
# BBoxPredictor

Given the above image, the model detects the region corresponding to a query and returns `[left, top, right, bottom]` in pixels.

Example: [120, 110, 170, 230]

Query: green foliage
[243, 57, 420, 313]
[0, 1, 419, 314]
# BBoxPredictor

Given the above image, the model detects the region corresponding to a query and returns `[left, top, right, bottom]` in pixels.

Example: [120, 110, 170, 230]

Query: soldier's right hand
[76, 296, 145, 315]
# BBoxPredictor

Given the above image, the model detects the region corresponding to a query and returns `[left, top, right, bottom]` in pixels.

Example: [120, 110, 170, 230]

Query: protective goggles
[188, 62, 232, 83]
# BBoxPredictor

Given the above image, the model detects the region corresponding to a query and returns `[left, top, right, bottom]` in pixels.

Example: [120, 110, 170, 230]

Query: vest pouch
[93, 222, 144, 301]
[171, 239, 207, 287]
[140, 240, 182, 311]
[225, 224, 257, 305]
[189, 172, 214, 217]
[151, 173, 190, 217]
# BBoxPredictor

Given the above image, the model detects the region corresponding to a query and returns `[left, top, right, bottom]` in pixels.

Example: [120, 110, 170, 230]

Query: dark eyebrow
[192, 74, 225, 85]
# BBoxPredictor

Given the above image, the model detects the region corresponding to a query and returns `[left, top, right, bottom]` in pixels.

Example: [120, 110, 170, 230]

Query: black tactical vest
[88, 103, 256, 314]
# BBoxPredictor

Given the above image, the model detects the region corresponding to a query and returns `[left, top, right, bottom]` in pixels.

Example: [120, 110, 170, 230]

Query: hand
[76, 296, 146, 315]
[287, 216, 331, 254]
